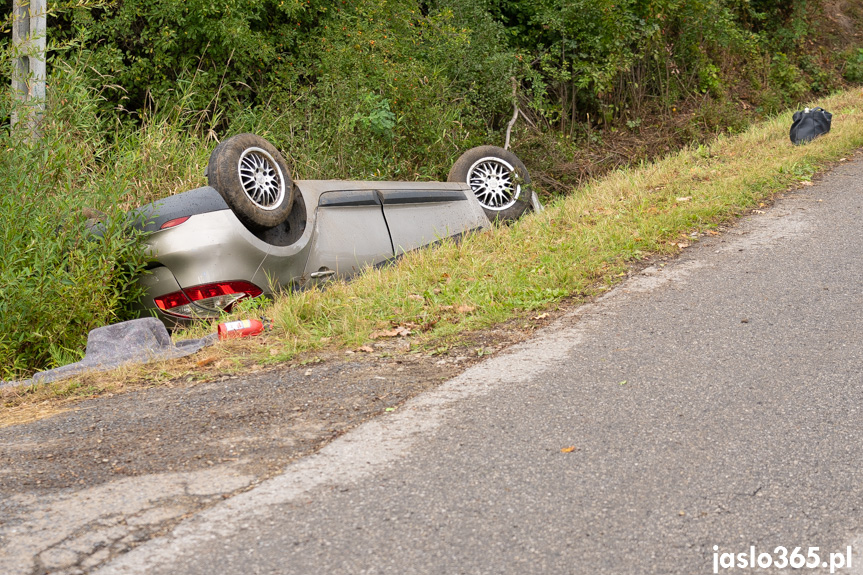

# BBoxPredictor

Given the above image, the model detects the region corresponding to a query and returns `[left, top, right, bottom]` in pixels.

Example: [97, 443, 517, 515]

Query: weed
[0, 52, 209, 380]
[843, 48, 863, 83]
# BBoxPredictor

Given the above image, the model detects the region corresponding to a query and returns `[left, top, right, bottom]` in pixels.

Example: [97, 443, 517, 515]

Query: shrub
[843, 48, 863, 83]
[0, 52, 209, 380]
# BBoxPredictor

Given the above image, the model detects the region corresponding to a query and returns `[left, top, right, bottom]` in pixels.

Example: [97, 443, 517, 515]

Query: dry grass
[253, 88, 863, 359]
[4, 88, 863, 426]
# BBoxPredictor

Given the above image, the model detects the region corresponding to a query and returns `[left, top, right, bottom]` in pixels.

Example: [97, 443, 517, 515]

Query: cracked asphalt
[4, 157, 863, 574]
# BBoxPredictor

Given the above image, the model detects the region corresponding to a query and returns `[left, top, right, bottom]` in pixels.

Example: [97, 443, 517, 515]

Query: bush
[230, 0, 501, 181]
[843, 48, 863, 83]
[0, 53, 210, 380]
[50, 0, 330, 119]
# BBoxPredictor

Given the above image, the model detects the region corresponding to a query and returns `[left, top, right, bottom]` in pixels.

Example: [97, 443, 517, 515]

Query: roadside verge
[3, 89, 863, 424]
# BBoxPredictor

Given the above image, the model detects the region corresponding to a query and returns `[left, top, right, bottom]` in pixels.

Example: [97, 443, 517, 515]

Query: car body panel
[377, 188, 484, 255]
[134, 265, 184, 325]
[147, 210, 270, 289]
[133, 186, 231, 232]
[133, 179, 491, 326]
[301, 200, 394, 285]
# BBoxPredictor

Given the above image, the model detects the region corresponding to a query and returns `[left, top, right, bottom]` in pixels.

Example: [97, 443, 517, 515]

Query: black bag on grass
[790, 107, 832, 145]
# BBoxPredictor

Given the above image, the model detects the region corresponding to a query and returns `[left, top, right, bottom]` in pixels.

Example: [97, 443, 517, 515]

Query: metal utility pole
[11, 0, 47, 137]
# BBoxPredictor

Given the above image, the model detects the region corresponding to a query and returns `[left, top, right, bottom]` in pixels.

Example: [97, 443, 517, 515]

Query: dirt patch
[822, 1, 863, 44]
[0, 320, 554, 496]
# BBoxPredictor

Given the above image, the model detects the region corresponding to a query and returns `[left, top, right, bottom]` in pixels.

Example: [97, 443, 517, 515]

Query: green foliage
[51, 0, 331, 118]
[761, 52, 809, 112]
[0, 52, 211, 380]
[351, 92, 396, 139]
[0, 126, 149, 379]
[843, 48, 863, 83]
[29, 0, 856, 159]
[235, 0, 497, 180]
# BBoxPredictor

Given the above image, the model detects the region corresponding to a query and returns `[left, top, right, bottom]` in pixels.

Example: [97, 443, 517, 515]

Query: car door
[378, 186, 487, 255]
[302, 189, 394, 285]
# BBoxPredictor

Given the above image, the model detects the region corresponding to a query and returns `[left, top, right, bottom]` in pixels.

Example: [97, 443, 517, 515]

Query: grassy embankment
[3, 87, 863, 425]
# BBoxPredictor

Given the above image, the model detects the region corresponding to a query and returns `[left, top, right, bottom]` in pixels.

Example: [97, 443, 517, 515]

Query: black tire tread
[207, 134, 295, 231]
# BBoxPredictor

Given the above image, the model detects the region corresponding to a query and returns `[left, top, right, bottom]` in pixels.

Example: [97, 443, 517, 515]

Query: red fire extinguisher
[217, 319, 265, 340]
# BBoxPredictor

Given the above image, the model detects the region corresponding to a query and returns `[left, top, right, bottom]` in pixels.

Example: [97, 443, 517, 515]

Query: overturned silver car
[131, 134, 537, 326]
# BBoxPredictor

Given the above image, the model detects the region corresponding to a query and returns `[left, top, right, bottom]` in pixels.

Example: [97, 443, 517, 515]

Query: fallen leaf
[560, 446, 576, 453]
[456, 305, 476, 313]
[532, 313, 549, 320]
[369, 330, 393, 340]
[196, 356, 217, 367]
[408, 294, 424, 301]
[676, 196, 692, 202]
[676, 242, 690, 248]
[433, 288, 441, 294]
[440, 305, 454, 311]
[369, 326, 412, 339]
[801, 181, 814, 186]
[269, 348, 281, 357]
[619, 380, 627, 385]
[304, 369, 312, 376]
[358, 345, 374, 353]
[385, 407, 396, 412]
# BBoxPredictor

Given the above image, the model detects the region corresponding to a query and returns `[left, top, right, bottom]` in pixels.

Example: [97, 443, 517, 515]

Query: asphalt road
[98, 159, 863, 575]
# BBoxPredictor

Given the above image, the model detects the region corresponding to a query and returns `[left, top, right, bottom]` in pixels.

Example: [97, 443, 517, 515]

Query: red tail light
[160, 216, 190, 230]
[154, 281, 263, 319]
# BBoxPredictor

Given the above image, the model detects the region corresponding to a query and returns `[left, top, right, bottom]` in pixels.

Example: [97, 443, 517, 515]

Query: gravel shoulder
[0, 317, 540, 574]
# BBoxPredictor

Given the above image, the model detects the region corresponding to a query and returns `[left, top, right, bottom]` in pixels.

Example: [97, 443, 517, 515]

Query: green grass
[201, 88, 863, 363]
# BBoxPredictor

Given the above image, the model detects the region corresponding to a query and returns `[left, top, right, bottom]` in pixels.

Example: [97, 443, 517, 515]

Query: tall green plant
[0, 48, 211, 380]
[50, 0, 333, 118]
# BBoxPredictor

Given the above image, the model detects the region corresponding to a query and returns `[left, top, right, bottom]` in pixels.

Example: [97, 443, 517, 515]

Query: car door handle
[310, 269, 336, 279]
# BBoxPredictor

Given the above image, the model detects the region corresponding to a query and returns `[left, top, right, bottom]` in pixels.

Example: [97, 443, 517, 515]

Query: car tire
[447, 145, 531, 222]
[207, 134, 295, 230]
